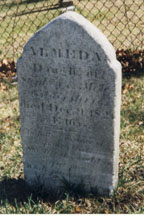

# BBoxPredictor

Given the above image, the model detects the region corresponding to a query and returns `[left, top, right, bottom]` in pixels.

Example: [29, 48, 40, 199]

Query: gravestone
[17, 12, 121, 195]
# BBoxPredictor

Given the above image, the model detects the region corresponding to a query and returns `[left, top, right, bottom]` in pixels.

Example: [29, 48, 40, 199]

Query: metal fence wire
[0, 0, 143, 60]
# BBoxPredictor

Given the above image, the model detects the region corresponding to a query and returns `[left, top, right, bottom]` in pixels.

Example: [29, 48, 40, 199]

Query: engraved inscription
[31, 46, 36, 55]
[30, 46, 101, 62]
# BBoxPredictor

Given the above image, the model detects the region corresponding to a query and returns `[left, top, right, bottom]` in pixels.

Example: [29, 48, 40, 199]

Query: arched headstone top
[21, 12, 119, 66]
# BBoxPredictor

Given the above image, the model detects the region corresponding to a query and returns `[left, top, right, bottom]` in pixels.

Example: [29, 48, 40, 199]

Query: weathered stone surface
[17, 11, 121, 195]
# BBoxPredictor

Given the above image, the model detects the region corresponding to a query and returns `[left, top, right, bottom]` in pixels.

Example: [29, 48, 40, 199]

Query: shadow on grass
[0, 177, 31, 204]
[0, 176, 104, 206]
[116, 49, 144, 79]
[122, 69, 144, 92]
[0, 177, 87, 205]
[0, 177, 64, 205]
[122, 69, 144, 79]
[125, 110, 144, 136]
[128, 110, 144, 124]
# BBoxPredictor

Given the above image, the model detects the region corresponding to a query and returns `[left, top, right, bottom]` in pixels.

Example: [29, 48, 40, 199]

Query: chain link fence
[0, 0, 143, 60]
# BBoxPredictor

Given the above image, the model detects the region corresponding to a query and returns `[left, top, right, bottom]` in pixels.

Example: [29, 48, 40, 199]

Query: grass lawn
[0, 72, 144, 213]
[0, 0, 144, 59]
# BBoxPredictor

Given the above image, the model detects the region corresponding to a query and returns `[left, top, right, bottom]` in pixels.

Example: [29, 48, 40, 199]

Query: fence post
[59, 0, 63, 7]
[12, 1, 19, 61]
